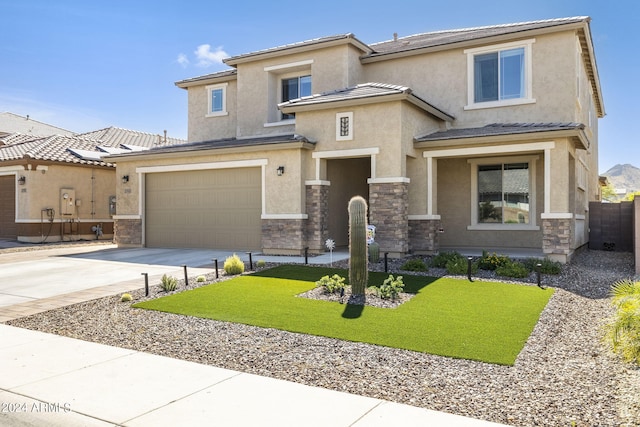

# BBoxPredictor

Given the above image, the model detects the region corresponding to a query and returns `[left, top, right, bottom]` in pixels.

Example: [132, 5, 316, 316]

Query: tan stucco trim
[0, 166, 24, 173]
[225, 36, 371, 66]
[135, 159, 268, 174]
[175, 73, 237, 89]
[415, 129, 589, 150]
[280, 93, 454, 122]
[361, 21, 588, 63]
[541, 213, 574, 219]
[108, 141, 315, 163]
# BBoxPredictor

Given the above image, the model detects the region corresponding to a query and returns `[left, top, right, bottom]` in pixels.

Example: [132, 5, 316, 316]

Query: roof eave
[175, 71, 237, 89]
[361, 20, 588, 64]
[578, 23, 605, 117]
[106, 140, 315, 162]
[224, 35, 371, 66]
[414, 128, 588, 150]
[280, 92, 454, 122]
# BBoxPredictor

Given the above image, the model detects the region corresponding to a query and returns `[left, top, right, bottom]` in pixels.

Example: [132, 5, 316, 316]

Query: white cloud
[194, 44, 229, 67]
[176, 53, 190, 68]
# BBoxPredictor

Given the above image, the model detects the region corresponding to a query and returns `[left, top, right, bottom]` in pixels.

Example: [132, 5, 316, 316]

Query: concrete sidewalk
[0, 324, 506, 427]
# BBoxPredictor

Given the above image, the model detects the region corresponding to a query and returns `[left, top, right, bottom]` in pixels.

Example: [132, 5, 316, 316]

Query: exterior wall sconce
[18, 176, 26, 185]
[277, 166, 285, 176]
[122, 175, 129, 184]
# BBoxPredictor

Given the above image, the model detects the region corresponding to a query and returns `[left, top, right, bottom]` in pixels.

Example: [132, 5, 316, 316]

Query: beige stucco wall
[363, 31, 581, 128]
[18, 165, 115, 223]
[187, 79, 238, 142]
[436, 156, 544, 249]
[296, 100, 441, 180]
[182, 42, 378, 145]
[114, 147, 309, 217]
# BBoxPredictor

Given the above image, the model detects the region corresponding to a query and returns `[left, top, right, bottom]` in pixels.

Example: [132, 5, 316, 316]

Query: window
[474, 48, 524, 102]
[206, 83, 227, 117]
[335, 112, 353, 141]
[469, 155, 538, 230]
[465, 39, 535, 110]
[478, 163, 529, 224]
[281, 75, 311, 120]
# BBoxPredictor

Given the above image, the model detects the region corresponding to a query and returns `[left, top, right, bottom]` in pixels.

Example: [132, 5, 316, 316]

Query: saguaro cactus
[348, 196, 368, 296]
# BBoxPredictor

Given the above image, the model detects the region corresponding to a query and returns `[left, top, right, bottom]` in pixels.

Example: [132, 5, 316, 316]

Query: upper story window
[464, 39, 535, 110]
[206, 83, 228, 117]
[281, 75, 311, 120]
[264, 60, 313, 126]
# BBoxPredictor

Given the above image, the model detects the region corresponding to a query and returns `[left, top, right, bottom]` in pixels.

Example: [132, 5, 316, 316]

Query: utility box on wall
[109, 195, 116, 216]
[60, 188, 76, 217]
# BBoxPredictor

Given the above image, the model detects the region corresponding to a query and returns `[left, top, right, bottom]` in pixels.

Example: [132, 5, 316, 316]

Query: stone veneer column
[305, 185, 329, 253]
[369, 182, 409, 256]
[261, 219, 305, 255]
[114, 218, 142, 246]
[408, 218, 441, 254]
[542, 217, 573, 263]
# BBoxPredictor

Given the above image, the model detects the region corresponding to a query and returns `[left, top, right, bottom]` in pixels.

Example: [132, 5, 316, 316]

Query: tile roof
[77, 126, 185, 148]
[366, 17, 589, 58]
[0, 135, 115, 167]
[279, 82, 454, 121]
[415, 123, 585, 142]
[0, 133, 40, 146]
[106, 134, 314, 159]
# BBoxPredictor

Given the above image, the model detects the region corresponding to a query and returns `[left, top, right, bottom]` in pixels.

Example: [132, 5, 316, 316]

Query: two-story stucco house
[110, 16, 604, 263]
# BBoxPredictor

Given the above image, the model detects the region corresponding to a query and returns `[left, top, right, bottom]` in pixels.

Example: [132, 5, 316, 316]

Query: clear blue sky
[1, 0, 636, 173]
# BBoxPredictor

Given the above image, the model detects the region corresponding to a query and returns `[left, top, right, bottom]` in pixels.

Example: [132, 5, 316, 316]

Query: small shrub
[224, 253, 245, 275]
[522, 257, 562, 275]
[196, 275, 206, 283]
[478, 251, 511, 271]
[372, 274, 405, 300]
[316, 274, 346, 294]
[400, 258, 428, 272]
[495, 260, 530, 278]
[120, 293, 132, 302]
[430, 251, 463, 268]
[160, 274, 178, 292]
[446, 256, 477, 275]
[604, 278, 640, 365]
[256, 259, 266, 268]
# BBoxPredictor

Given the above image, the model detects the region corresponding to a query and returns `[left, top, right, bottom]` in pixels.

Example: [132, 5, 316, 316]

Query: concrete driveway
[0, 244, 218, 309]
[0, 242, 348, 313]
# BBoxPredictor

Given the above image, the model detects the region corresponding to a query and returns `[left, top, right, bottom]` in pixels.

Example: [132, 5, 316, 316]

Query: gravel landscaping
[6, 249, 640, 426]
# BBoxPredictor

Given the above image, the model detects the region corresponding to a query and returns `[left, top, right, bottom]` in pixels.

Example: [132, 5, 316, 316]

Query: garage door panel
[145, 168, 261, 250]
[0, 176, 17, 238]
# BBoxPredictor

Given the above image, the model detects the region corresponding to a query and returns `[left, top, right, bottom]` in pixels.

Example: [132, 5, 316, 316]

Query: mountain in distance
[602, 163, 640, 193]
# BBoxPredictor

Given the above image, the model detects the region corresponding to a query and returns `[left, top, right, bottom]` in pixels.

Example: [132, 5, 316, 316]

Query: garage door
[145, 168, 262, 250]
[0, 176, 17, 238]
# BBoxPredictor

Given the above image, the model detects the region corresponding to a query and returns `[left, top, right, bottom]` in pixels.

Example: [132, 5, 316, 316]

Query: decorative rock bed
[6, 249, 640, 426]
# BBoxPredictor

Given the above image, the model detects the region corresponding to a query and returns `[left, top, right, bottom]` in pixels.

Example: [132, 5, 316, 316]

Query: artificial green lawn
[133, 265, 554, 365]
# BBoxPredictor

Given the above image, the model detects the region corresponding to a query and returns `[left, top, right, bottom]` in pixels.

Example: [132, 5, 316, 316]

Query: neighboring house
[109, 16, 604, 263]
[0, 112, 74, 139]
[0, 126, 184, 242]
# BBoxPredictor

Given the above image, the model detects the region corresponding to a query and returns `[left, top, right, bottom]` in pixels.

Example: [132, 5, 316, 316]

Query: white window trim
[336, 112, 353, 141]
[205, 83, 228, 117]
[467, 155, 539, 231]
[464, 39, 536, 111]
[264, 61, 313, 124]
